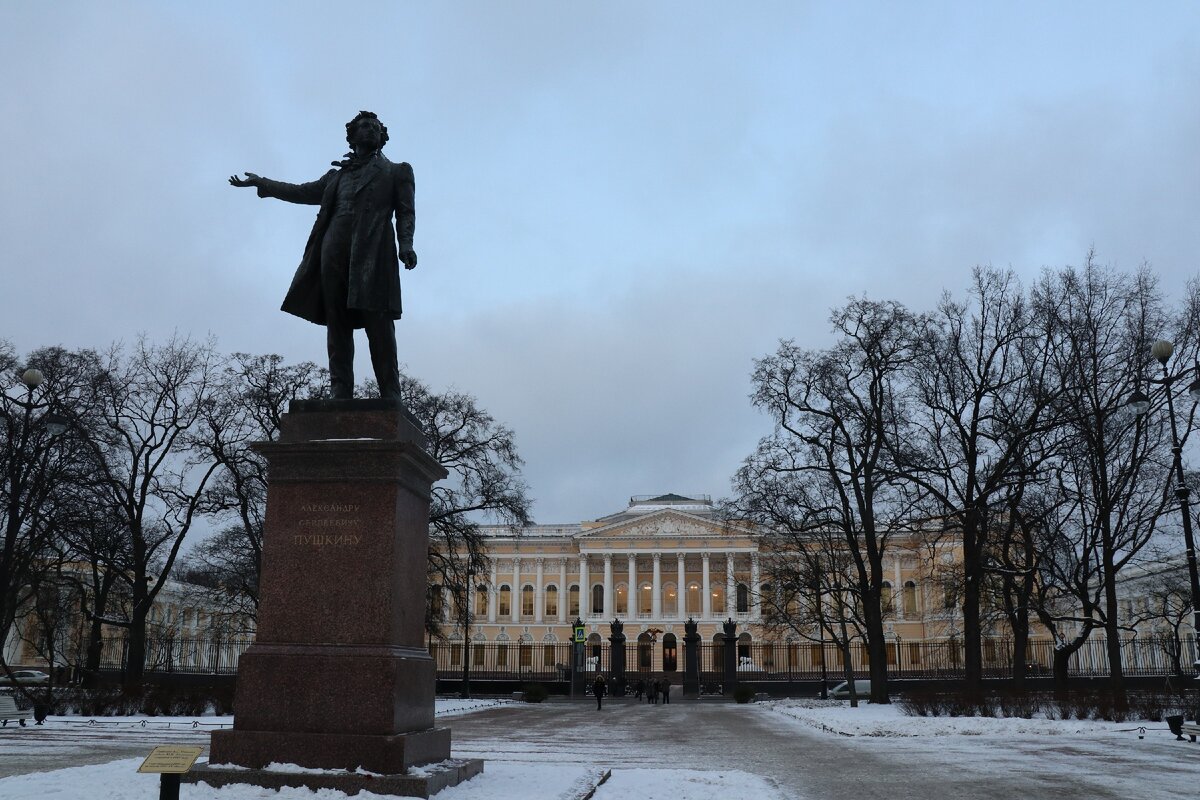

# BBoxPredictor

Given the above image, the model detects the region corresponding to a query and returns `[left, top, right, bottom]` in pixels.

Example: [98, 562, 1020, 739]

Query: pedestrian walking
[661, 678, 671, 704]
[593, 673, 607, 710]
[634, 679, 645, 700]
[648, 680, 658, 705]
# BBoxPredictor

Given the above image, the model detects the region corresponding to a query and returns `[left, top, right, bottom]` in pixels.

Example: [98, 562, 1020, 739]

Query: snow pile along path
[766, 698, 1156, 737]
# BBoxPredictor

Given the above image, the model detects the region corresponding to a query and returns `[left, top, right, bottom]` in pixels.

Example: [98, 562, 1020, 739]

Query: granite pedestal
[188, 399, 482, 796]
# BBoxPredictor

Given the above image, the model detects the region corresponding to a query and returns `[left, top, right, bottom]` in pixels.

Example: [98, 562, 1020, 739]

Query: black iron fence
[98, 635, 1197, 682]
[99, 637, 254, 675]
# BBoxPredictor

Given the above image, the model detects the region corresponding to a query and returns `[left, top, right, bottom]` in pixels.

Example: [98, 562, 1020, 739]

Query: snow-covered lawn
[0, 758, 784, 800]
[765, 697, 1166, 738]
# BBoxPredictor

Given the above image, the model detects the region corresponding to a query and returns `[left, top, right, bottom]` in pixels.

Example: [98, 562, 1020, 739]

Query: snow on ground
[765, 697, 1166, 738]
[0, 757, 785, 800]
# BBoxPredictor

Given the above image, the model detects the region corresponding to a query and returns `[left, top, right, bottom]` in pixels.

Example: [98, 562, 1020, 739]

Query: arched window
[498, 584, 511, 617]
[521, 584, 535, 617]
[736, 582, 750, 613]
[711, 585, 725, 613]
[687, 582, 701, 615]
[712, 632, 725, 671]
[429, 585, 444, 620]
[662, 632, 677, 671]
[591, 584, 604, 615]
[737, 631, 752, 662]
[569, 584, 580, 616]
[881, 581, 893, 616]
[587, 632, 603, 661]
[638, 632, 653, 670]
[475, 584, 488, 616]
[545, 584, 558, 617]
[615, 582, 628, 615]
[639, 582, 652, 615]
[903, 581, 918, 617]
[663, 582, 678, 617]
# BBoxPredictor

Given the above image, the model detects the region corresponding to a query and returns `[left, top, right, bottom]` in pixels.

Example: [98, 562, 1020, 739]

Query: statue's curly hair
[345, 110, 389, 148]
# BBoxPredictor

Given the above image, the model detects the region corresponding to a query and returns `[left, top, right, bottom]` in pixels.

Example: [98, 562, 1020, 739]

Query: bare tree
[733, 298, 922, 704]
[1030, 260, 1191, 703]
[0, 344, 106, 678]
[84, 336, 230, 686]
[899, 268, 1062, 694]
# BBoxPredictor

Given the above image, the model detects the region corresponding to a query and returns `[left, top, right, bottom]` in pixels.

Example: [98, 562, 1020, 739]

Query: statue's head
[345, 110, 389, 151]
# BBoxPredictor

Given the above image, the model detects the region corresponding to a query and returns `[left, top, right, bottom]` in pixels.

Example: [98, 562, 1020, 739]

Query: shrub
[522, 683, 549, 703]
[732, 685, 756, 704]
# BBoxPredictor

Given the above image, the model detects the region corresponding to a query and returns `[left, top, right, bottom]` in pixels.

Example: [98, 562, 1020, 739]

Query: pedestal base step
[183, 758, 484, 798]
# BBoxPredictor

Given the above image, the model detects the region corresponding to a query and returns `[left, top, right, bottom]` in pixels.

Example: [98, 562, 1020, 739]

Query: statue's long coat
[256, 156, 415, 327]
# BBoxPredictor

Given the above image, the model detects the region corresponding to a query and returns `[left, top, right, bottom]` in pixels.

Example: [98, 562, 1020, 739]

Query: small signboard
[137, 745, 205, 774]
[573, 625, 586, 643]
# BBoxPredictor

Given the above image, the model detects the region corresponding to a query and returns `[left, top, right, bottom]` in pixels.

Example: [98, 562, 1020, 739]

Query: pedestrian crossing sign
[574, 626, 585, 643]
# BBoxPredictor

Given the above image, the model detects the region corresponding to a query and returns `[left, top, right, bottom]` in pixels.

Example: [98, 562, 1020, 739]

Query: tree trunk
[1052, 646, 1072, 701]
[124, 605, 148, 688]
[961, 508, 983, 696]
[1100, 539, 1127, 708]
[863, 602, 890, 704]
[1011, 626, 1029, 689]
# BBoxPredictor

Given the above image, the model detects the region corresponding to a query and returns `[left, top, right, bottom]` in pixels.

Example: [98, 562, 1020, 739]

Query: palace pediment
[574, 509, 755, 544]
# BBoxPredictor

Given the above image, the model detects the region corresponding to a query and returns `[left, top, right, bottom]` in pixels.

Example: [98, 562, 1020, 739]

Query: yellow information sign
[574, 626, 586, 643]
[137, 745, 205, 774]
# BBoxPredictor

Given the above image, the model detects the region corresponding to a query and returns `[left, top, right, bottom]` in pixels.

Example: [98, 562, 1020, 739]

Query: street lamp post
[1130, 340, 1200, 681]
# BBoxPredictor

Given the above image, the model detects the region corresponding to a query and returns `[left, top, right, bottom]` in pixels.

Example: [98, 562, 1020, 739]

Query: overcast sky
[3, 2, 1199, 524]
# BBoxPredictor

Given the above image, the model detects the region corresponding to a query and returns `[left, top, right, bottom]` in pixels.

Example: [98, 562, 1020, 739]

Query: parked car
[829, 679, 870, 699]
[0, 670, 50, 686]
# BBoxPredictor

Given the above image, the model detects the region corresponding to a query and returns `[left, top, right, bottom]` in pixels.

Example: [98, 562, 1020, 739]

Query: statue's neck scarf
[332, 149, 380, 171]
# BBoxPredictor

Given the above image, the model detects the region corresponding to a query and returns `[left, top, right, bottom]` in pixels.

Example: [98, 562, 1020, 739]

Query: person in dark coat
[648, 679, 658, 705]
[593, 673, 607, 710]
[660, 677, 670, 704]
[634, 679, 645, 700]
[230, 111, 417, 399]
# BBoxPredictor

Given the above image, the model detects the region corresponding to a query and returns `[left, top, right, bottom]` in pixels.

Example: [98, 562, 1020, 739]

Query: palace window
[711, 585, 725, 612]
[521, 585, 534, 617]
[903, 581, 918, 617]
[881, 581, 893, 616]
[639, 582, 652, 615]
[475, 584, 488, 616]
[638, 632, 653, 670]
[736, 582, 749, 613]
[687, 582, 700, 615]
[569, 584, 580, 616]
[430, 585, 444, 620]
[545, 585, 558, 617]
[663, 583, 677, 617]
[498, 585, 511, 617]
[615, 583, 628, 615]
[591, 584, 604, 615]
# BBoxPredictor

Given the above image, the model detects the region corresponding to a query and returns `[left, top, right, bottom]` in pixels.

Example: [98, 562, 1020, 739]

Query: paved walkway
[446, 700, 1196, 799]
[4, 701, 1198, 798]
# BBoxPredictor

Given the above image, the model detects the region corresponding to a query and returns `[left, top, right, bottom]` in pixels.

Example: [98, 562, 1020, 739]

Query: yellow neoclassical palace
[443, 493, 955, 668]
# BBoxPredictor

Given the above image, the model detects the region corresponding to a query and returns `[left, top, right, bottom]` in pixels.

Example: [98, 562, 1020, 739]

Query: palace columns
[579, 555, 589, 617]
[535, 558, 544, 623]
[511, 557, 521, 623]
[701, 552, 711, 619]
[627, 554, 636, 616]
[651, 553, 662, 618]
[750, 553, 761, 618]
[677, 553, 686, 618]
[558, 558, 567, 623]
[603, 554, 614, 618]
[726, 556, 735, 616]
[488, 563, 498, 623]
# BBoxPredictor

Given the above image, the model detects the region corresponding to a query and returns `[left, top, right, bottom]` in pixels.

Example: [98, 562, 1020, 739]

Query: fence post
[683, 617, 700, 698]
[608, 619, 626, 696]
[722, 618, 738, 694]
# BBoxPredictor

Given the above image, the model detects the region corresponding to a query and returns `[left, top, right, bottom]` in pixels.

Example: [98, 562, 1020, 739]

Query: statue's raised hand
[229, 172, 262, 188]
